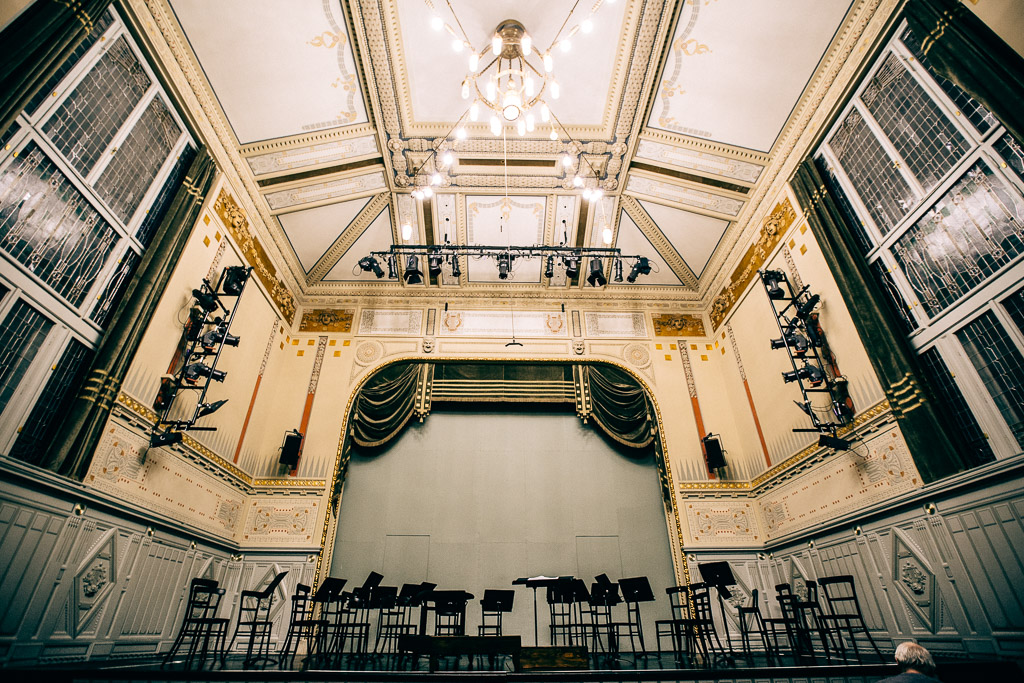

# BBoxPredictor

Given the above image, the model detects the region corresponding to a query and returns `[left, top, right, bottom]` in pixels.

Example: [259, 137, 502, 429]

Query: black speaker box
[280, 431, 303, 467]
[704, 436, 726, 470]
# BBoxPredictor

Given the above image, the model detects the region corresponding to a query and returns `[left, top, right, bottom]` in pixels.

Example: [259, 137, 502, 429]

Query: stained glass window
[994, 133, 1024, 184]
[891, 161, 1024, 317]
[1003, 286, 1024, 336]
[956, 312, 1024, 448]
[42, 35, 151, 177]
[0, 301, 54, 418]
[0, 142, 119, 308]
[90, 248, 140, 327]
[828, 109, 917, 235]
[918, 347, 994, 465]
[9, 339, 93, 462]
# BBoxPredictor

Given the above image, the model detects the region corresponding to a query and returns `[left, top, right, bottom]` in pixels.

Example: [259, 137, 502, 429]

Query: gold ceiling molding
[305, 192, 391, 285]
[239, 122, 379, 156]
[637, 129, 770, 166]
[625, 171, 745, 219]
[621, 195, 698, 288]
[214, 189, 297, 324]
[708, 197, 796, 330]
[698, 0, 894, 304]
[652, 314, 706, 338]
[299, 309, 355, 333]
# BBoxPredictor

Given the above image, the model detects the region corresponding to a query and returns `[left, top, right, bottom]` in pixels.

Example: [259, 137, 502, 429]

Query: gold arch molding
[314, 356, 690, 590]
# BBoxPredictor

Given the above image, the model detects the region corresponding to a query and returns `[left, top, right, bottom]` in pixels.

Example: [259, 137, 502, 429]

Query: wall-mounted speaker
[280, 430, 303, 467]
[703, 435, 726, 470]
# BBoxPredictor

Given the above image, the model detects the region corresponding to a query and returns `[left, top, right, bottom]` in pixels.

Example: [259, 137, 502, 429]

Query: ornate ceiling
[155, 0, 875, 308]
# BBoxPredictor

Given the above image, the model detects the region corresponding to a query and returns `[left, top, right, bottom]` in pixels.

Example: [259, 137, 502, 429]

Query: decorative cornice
[621, 195, 698, 288]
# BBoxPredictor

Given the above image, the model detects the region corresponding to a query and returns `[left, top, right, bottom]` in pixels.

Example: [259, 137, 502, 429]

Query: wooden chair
[478, 589, 515, 636]
[546, 580, 576, 646]
[614, 576, 655, 657]
[433, 590, 473, 636]
[656, 585, 701, 666]
[817, 575, 884, 662]
[227, 570, 288, 667]
[163, 578, 229, 666]
[584, 578, 620, 654]
[279, 583, 328, 664]
[737, 588, 775, 662]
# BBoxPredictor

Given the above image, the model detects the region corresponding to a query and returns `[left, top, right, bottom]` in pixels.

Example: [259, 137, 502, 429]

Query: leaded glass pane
[899, 26, 997, 135]
[816, 155, 875, 253]
[24, 9, 115, 116]
[89, 248, 139, 327]
[994, 133, 1024, 185]
[0, 143, 120, 307]
[918, 347, 995, 465]
[870, 260, 918, 334]
[42, 35, 151, 178]
[891, 161, 1024, 317]
[0, 122, 18, 152]
[1003, 286, 1024, 336]
[0, 300, 53, 419]
[136, 144, 195, 247]
[956, 311, 1024, 448]
[10, 339, 92, 463]
[861, 53, 970, 191]
[828, 109, 917, 235]
[95, 96, 180, 223]
[0, 282, 8, 300]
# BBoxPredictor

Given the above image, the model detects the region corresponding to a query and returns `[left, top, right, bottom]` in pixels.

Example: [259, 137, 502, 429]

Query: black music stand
[698, 561, 736, 655]
[617, 576, 655, 658]
[513, 575, 570, 646]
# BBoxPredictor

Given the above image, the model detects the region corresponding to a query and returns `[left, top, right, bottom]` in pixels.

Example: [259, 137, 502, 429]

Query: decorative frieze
[584, 312, 648, 338]
[438, 310, 568, 338]
[358, 309, 423, 335]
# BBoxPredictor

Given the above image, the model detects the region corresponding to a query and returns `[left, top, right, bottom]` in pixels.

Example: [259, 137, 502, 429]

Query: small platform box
[520, 646, 589, 670]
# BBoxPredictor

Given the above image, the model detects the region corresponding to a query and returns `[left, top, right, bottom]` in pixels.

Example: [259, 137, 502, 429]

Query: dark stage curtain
[0, 0, 111, 139]
[584, 364, 655, 449]
[904, 0, 1024, 143]
[38, 147, 217, 479]
[348, 363, 427, 448]
[791, 160, 971, 482]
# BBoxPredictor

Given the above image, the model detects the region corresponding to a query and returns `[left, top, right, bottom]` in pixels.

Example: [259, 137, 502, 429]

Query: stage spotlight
[450, 255, 461, 278]
[358, 256, 385, 278]
[403, 255, 423, 284]
[613, 258, 623, 283]
[221, 266, 250, 295]
[544, 256, 555, 279]
[586, 258, 607, 287]
[192, 288, 220, 313]
[201, 324, 240, 352]
[386, 254, 397, 279]
[197, 399, 228, 418]
[150, 430, 183, 448]
[564, 255, 580, 279]
[497, 253, 513, 280]
[782, 363, 824, 386]
[626, 257, 651, 283]
[183, 363, 227, 384]
[818, 434, 850, 451]
[796, 293, 821, 319]
[761, 270, 787, 299]
[770, 332, 809, 356]
[428, 253, 444, 276]
[185, 306, 206, 341]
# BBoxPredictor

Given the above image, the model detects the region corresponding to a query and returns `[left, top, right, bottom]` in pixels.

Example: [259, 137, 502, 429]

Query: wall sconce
[807, 539, 815, 549]
[757, 552, 767, 560]
[853, 525, 862, 536]
[146, 527, 154, 537]
[230, 553, 244, 562]
[924, 502, 937, 515]
[72, 503, 86, 516]
[189, 540, 197, 550]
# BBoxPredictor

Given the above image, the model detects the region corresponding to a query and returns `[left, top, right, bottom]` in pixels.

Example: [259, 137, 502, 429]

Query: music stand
[312, 577, 347, 603]
[698, 561, 736, 654]
[513, 575, 570, 646]
[617, 576, 655, 659]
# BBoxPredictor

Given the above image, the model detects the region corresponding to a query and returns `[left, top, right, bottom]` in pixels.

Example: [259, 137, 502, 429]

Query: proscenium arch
[313, 356, 691, 591]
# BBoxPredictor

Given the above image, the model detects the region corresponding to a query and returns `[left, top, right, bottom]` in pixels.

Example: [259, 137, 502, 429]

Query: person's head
[894, 642, 936, 676]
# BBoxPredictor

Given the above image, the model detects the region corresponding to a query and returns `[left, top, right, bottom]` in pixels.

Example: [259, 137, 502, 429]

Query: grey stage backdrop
[330, 408, 676, 647]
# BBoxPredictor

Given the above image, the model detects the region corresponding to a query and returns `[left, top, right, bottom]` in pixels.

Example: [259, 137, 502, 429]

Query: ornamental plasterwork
[299, 309, 354, 333]
[358, 309, 424, 336]
[245, 134, 379, 177]
[264, 170, 388, 211]
[633, 138, 764, 184]
[652, 313, 706, 338]
[584, 312, 648, 338]
[626, 175, 744, 217]
[352, 0, 671, 192]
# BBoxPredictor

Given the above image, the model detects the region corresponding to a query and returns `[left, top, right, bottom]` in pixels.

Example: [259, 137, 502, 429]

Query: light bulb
[525, 75, 535, 97]
[412, 190, 423, 200]
[550, 80, 560, 99]
[490, 115, 502, 136]
[442, 151, 454, 166]
[431, 15, 443, 31]
[452, 38, 463, 53]
[461, 81, 469, 99]
[543, 53, 553, 73]
[468, 53, 479, 72]
[582, 18, 593, 34]
[573, 175, 583, 187]
[561, 153, 573, 168]
[491, 34, 502, 55]
[521, 34, 532, 55]
[582, 188, 592, 199]
[402, 222, 413, 240]
[431, 172, 442, 186]
[602, 226, 613, 245]
[540, 102, 550, 122]
[485, 78, 497, 101]
[422, 186, 433, 198]
[559, 39, 571, 53]
[517, 118, 526, 136]
[469, 102, 479, 121]
[591, 188, 603, 201]
[455, 126, 467, 140]
[549, 129, 558, 140]
[525, 112, 535, 131]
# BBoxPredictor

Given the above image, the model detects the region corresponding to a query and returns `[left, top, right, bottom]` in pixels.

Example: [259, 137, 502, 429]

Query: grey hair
[894, 642, 936, 675]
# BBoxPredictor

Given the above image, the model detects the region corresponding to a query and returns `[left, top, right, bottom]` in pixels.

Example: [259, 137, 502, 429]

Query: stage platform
[5, 650, 1020, 683]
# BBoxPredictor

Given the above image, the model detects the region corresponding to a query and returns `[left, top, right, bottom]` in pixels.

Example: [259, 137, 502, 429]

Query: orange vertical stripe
[742, 379, 772, 468]
[232, 375, 262, 463]
[690, 395, 715, 480]
[290, 391, 316, 476]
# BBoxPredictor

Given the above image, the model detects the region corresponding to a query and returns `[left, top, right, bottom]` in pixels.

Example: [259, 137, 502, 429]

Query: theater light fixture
[150, 430, 183, 448]
[403, 255, 423, 285]
[197, 399, 228, 418]
[586, 258, 607, 287]
[626, 257, 651, 283]
[761, 270, 787, 299]
[358, 255, 385, 278]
